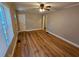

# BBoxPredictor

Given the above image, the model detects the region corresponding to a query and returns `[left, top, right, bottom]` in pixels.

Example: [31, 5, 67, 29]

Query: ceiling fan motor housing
[40, 4, 51, 11]
[40, 4, 44, 9]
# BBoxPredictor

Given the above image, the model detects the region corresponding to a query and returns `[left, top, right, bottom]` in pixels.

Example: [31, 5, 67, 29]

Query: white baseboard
[18, 29, 42, 32]
[47, 30, 79, 48]
[26, 29, 42, 31]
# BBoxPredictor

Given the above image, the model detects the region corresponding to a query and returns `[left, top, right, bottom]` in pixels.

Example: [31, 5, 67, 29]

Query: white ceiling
[14, 2, 79, 14]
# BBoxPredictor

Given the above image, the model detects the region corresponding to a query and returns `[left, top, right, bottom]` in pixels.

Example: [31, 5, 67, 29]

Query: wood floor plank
[36, 31, 71, 56]
[13, 30, 79, 57]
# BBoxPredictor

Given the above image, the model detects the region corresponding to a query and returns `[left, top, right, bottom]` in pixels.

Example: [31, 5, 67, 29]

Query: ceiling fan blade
[45, 8, 50, 11]
[46, 6, 51, 8]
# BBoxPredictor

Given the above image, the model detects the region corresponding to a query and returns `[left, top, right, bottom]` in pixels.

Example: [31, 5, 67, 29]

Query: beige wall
[18, 12, 42, 31]
[47, 5, 79, 45]
[26, 13, 42, 31]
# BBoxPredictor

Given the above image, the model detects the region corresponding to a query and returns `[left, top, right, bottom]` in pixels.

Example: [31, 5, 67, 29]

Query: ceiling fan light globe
[39, 9, 43, 12]
[39, 9, 45, 12]
[42, 9, 45, 12]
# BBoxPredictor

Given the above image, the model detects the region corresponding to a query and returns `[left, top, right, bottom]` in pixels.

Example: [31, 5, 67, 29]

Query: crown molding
[64, 3, 79, 8]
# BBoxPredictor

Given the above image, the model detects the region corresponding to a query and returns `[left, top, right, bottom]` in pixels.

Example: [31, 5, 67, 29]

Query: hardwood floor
[13, 30, 79, 57]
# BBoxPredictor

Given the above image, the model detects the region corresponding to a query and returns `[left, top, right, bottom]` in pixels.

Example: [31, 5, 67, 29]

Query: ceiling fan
[39, 4, 51, 12]
[15, 3, 52, 13]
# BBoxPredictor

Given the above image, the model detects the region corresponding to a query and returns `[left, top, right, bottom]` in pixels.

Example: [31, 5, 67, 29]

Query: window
[0, 3, 14, 56]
